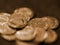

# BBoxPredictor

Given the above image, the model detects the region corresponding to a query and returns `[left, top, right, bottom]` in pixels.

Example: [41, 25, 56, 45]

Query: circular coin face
[42, 16, 59, 29]
[28, 18, 48, 30]
[44, 29, 58, 43]
[8, 7, 33, 28]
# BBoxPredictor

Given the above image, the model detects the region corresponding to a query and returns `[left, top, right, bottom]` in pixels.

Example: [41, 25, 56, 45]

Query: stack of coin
[0, 7, 58, 45]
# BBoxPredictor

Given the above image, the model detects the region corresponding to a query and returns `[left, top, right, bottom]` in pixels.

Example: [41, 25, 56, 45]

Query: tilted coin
[44, 29, 58, 43]
[14, 7, 33, 20]
[8, 7, 33, 28]
[33, 27, 48, 43]
[0, 13, 16, 34]
[0, 23, 16, 35]
[15, 26, 37, 41]
[8, 15, 27, 28]
[0, 13, 10, 24]
[16, 40, 38, 45]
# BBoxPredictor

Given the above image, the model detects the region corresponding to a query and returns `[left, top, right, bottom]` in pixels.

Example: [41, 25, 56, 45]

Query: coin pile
[0, 7, 59, 45]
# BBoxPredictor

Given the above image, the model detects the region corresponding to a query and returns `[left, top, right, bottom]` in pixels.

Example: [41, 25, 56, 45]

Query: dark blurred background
[0, 0, 60, 45]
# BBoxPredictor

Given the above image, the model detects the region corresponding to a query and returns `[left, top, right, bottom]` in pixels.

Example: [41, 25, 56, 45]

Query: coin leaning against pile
[0, 7, 59, 45]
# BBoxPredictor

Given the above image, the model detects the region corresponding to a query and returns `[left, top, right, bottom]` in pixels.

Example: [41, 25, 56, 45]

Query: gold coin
[0, 13, 16, 34]
[1, 34, 16, 41]
[16, 40, 37, 45]
[0, 13, 10, 24]
[0, 23, 16, 35]
[14, 7, 33, 19]
[33, 27, 47, 43]
[15, 26, 37, 41]
[42, 16, 59, 29]
[28, 18, 48, 30]
[44, 29, 58, 43]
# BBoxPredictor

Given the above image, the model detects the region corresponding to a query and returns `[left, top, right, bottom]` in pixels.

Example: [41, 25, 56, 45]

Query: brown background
[0, 0, 60, 45]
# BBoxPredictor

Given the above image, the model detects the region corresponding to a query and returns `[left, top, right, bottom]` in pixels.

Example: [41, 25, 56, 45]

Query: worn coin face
[9, 7, 33, 28]
[15, 26, 37, 41]
[14, 7, 33, 19]
[44, 29, 57, 43]
[1, 34, 16, 41]
[28, 18, 48, 30]
[42, 16, 59, 29]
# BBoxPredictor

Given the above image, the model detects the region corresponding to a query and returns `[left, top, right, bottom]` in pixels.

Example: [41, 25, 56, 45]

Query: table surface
[0, 0, 60, 45]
